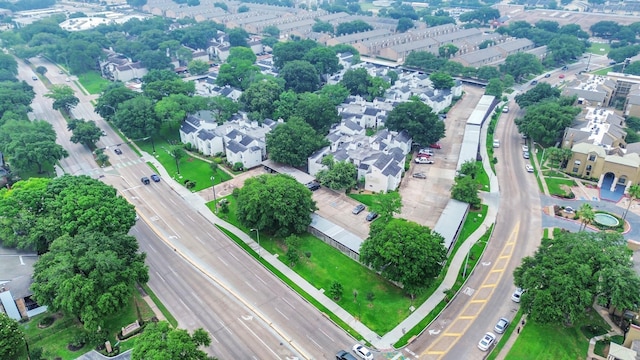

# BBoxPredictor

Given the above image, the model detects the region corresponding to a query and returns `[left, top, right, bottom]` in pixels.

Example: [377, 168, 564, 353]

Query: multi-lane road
[18, 58, 356, 359]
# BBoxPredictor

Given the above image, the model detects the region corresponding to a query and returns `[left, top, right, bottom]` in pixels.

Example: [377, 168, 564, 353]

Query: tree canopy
[385, 100, 444, 146]
[0, 313, 24, 360]
[360, 218, 446, 298]
[265, 116, 328, 167]
[514, 231, 640, 324]
[132, 321, 214, 360]
[500, 53, 544, 82]
[515, 83, 561, 108]
[32, 231, 148, 331]
[113, 96, 161, 141]
[515, 100, 580, 146]
[315, 156, 357, 190]
[45, 84, 79, 113]
[236, 174, 317, 237]
[279, 60, 320, 93]
[67, 118, 105, 147]
[239, 77, 284, 120]
[294, 92, 340, 133]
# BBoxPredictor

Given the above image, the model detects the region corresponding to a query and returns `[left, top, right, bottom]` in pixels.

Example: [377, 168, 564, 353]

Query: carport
[262, 159, 315, 185]
[308, 214, 363, 261]
[433, 199, 470, 254]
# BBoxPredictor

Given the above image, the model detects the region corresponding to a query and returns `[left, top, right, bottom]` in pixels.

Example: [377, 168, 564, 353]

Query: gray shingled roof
[226, 140, 246, 154]
[180, 121, 198, 134]
[382, 161, 401, 177]
[197, 129, 216, 140]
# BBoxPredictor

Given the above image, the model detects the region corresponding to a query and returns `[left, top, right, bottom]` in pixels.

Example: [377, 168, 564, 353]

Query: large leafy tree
[369, 191, 402, 220]
[360, 218, 446, 298]
[294, 93, 340, 134]
[45, 84, 79, 113]
[385, 100, 444, 146]
[500, 53, 543, 83]
[143, 78, 195, 101]
[113, 96, 162, 141]
[236, 174, 317, 237]
[0, 313, 24, 360]
[0, 81, 35, 122]
[279, 60, 320, 93]
[31, 231, 148, 331]
[316, 84, 350, 107]
[546, 35, 587, 64]
[132, 321, 213, 360]
[514, 231, 640, 324]
[0, 120, 68, 174]
[67, 118, 105, 147]
[316, 156, 357, 190]
[266, 117, 328, 167]
[0, 175, 137, 253]
[0, 53, 18, 81]
[208, 95, 240, 124]
[240, 77, 284, 120]
[95, 83, 138, 121]
[340, 68, 370, 97]
[515, 83, 561, 108]
[303, 46, 341, 76]
[272, 39, 318, 69]
[429, 72, 454, 89]
[515, 101, 580, 146]
[451, 175, 481, 208]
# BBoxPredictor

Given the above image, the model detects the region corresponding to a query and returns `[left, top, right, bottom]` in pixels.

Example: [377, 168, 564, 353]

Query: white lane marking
[229, 252, 240, 262]
[210, 333, 219, 343]
[155, 271, 166, 283]
[168, 266, 177, 276]
[238, 317, 282, 359]
[168, 197, 177, 206]
[218, 320, 233, 335]
[253, 273, 268, 285]
[195, 236, 205, 245]
[19, 256, 25, 265]
[176, 217, 184, 225]
[217, 256, 228, 266]
[178, 298, 193, 315]
[275, 307, 289, 320]
[147, 244, 157, 253]
[319, 329, 334, 342]
[306, 335, 322, 349]
[282, 297, 296, 309]
[186, 214, 195, 222]
[245, 281, 257, 292]
[191, 292, 204, 305]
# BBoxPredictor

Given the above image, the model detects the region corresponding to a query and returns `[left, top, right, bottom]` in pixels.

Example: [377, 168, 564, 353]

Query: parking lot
[312, 188, 373, 240]
[399, 86, 485, 228]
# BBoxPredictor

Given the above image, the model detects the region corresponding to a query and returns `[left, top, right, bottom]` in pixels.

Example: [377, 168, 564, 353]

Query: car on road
[544, 73, 551, 78]
[523, 151, 530, 159]
[366, 212, 378, 221]
[412, 172, 427, 179]
[428, 143, 442, 149]
[559, 74, 565, 79]
[531, 80, 538, 86]
[306, 181, 321, 191]
[31, 75, 38, 80]
[415, 157, 434, 164]
[525, 164, 534, 173]
[65, 77, 70, 82]
[512, 287, 525, 302]
[58, 70, 63, 74]
[352, 344, 373, 360]
[141, 177, 150, 185]
[494, 317, 510, 334]
[493, 139, 500, 148]
[150, 174, 161, 182]
[335, 350, 357, 360]
[114, 148, 123, 155]
[503, 106, 509, 113]
[562, 65, 569, 70]
[352, 204, 366, 215]
[522, 145, 529, 152]
[478, 332, 496, 351]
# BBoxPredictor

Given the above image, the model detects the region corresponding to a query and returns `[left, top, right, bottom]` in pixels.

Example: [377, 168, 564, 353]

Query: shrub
[39, 316, 55, 327]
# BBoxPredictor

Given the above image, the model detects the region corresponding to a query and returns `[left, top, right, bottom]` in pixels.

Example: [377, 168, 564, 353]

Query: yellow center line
[422, 222, 520, 358]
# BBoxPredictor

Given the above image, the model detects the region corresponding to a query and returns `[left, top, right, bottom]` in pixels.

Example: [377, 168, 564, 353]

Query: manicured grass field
[589, 43, 610, 56]
[476, 160, 490, 191]
[348, 193, 375, 206]
[457, 205, 488, 242]
[545, 178, 576, 197]
[77, 71, 110, 95]
[21, 289, 154, 359]
[505, 311, 611, 360]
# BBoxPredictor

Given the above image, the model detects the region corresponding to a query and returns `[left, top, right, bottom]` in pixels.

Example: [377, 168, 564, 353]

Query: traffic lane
[132, 220, 302, 360]
[112, 164, 356, 358]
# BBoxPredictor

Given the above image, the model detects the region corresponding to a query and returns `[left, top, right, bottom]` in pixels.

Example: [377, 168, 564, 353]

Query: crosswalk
[111, 158, 146, 169]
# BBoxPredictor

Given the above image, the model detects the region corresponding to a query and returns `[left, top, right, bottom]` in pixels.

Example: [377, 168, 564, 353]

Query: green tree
[67, 119, 105, 147]
[396, 17, 414, 32]
[476, 66, 501, 80]
[32, 231, 148, 331]
[303, 46, 341, 76]
[385, 100, 444, 146]
[316, 157, 357, 190]
[272, 39, 318, 69]
[515, 101, 580, 146]
[341, 68, 370, 96]
[113, 96, 161, 145]
[170, 145, 186, 174]
[451, 175, 481, 208]
[240, 77, 283, 120]
[623, 184, 640, 220]
[312, 20, 334, 34]
[624, 61, 640, 76]
[500, 53, 544, 83]
[514, 231, 640, 324]
[294, 93, 340, 133]
[328, 281, 344, 300]
[266, 116, 328, 167]
[0, 313, 24, 360]
[515, 83, 561, 108]
[132, 321, 213, 360]
[360, 218, 446, 299]
[438, 44, 458, 59]
[458, 7, 500, 24]
[216, 60, 259, 90]
[273, 90, 299, 121]
[35, 65, 47, 75]
[228, 27, 249, 47]
[262, 25, 280, 38]
[336, 20, 373, 36]
[45, 84, 79, 112]
[458, 159, 479, 179]
[369, 191, 402, 220]
[577, 203, 595, 231]
[484, 78, 503, 97]
[429, 72, 454, 90]
[143, 78, 195, 101]
[95, 83, 138, 121]
[316, 84, 350, 107]
[236, 174, 317, 237]
[208, 95, 239, 124]
[279, 60, 320, 93]
[0, 120, 68, 175]
[590, 20, 621, 38]
[187, 59, 210, 75]
[547, 35, 587, 64]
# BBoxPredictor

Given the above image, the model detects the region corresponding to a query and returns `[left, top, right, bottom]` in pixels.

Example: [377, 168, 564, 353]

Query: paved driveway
[312, 187, 373, 240]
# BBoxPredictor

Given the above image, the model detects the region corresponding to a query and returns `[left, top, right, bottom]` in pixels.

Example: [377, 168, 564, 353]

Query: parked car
[522, 145, 529, 152]
[415, 157, 434, 164]
[352, 204, 366, 215]
[559, 74, 565, 79]
[493, 140, 500, 148]
[544, 73, 551, 78]
[418, 149, 434, 155]
[417, 153, 433, 158]
[352, 344, 373, 360]
[335, 350, 357, 360]
[306, 181, 321, 191]
[511, 287, 525, 303]
[31, 75, 38, 81]
[523, 151, 530, 159]
[562, 65, 569, 70]
[366, 212, 378, 221]
[494, 317, 510, 334]
[531, 80, 538, 86]
[525, 164, 534, 173]
[114, 148, 123, 155]
[503, 106, 509, 113]
[412, 172, 427, 179]
[428, 143, 442, 149]
[478, 332, 496, 351]
[150, 174, 161, 182]
[141, 177, 150, 185]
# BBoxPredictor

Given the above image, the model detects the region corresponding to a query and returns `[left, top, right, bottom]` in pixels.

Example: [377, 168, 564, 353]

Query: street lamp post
[210, 176, 217, 213]
[251, 228, 260, 258]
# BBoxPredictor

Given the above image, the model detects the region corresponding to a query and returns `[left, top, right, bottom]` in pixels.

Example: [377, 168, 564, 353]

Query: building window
[586, 171, 591, 177]
[588, 154, 596, 161]
[586, 165, 592, 171]
[619, 178, 626, 184]
[572, 167, 579, 173]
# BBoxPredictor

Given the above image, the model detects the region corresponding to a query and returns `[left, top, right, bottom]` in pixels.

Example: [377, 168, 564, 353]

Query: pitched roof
[226, 140, 246, 154]
[180, 120, 198, 134]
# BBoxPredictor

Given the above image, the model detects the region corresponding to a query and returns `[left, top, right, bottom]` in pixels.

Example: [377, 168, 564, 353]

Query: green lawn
[21, 289, 154, 359]
[594, 335, 624, 357]
[487, 310, 524, 360]
[457, 205, 488, 242]
[589, 43, 610, 55]
[545, 178, 576, 197]
[476, 161, 490, 192]
[348, 193, 375, 206]
[505, 311, 611, 360]
[77, 71, 110, 95]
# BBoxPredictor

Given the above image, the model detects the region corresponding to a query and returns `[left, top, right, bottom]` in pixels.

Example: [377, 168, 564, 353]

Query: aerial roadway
[19, 57, 356, 360]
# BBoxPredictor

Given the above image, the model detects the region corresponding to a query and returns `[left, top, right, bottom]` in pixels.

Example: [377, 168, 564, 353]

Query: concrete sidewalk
[139, 141, 502, 349]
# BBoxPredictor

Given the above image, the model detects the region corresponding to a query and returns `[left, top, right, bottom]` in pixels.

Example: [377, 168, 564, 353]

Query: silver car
[478, 332, 496, 351]
[494, 317, 509, 334]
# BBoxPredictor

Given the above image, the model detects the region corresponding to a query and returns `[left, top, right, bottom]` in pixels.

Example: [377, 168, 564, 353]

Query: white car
[478, 332, 496, 351]
[418, 148, 434, 155]
[493, 140, 500, 148]
[352, 344, 373, 360]
[512, 287, 524, 303]
[522, 145, 529, 152]
[503, 106, 509, 113]
[415, 157, 434, 164]
[494, 317, 510, 334]
[523, 151, 530, 159]
[525, 164, 534, 173]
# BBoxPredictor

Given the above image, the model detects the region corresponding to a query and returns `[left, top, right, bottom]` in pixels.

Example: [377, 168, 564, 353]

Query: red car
[559, 74, 565, 79]
[429, 143, 442, 149]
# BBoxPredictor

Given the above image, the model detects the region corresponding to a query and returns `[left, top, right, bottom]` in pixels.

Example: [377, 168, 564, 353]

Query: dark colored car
[114, 148, 123, 155]
[306, 181, 320, 191]
[150, 174, 161, 182]
[531, 80, 538, 86]
[336, 350, 357, 360]
[141, 177, 150, 185]
[366, 212, 378, 221]
[352, 204, 366, 215]
[428, 143, 442, 149]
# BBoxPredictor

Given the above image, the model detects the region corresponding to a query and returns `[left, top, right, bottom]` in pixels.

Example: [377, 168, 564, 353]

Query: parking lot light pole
[210, 176, 217, 213]
[251, 228, 260, 258]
